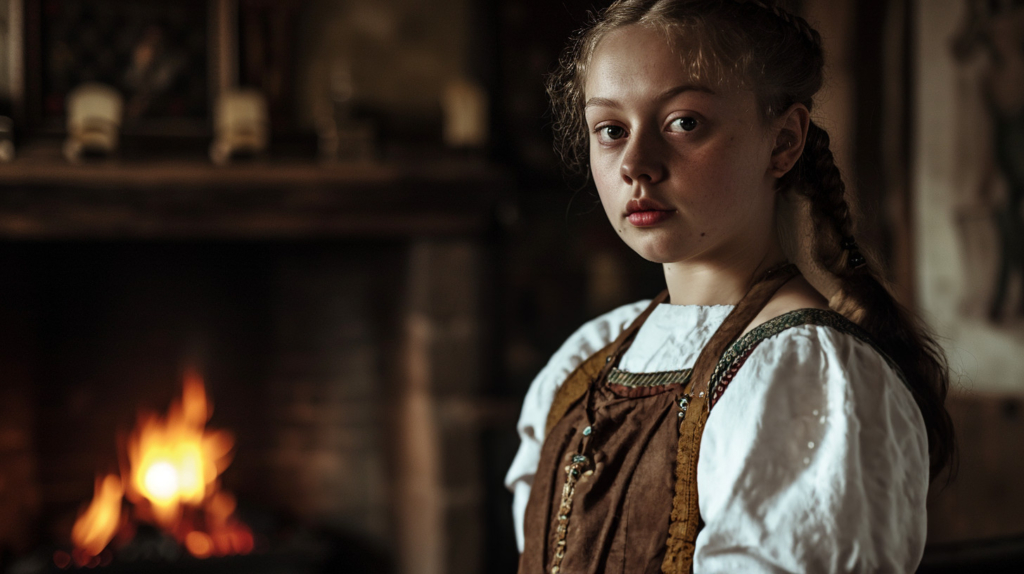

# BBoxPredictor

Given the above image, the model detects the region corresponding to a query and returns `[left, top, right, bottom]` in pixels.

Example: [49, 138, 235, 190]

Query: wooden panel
[927, 391, 1024, 543]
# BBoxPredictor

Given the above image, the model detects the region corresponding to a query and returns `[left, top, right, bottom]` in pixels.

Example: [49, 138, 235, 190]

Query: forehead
[588, 25, 687, 86]
[584, 24, 749, 107]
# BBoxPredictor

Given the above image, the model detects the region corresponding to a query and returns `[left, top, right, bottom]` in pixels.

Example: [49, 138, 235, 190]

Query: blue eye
[672, 117, 698, 132]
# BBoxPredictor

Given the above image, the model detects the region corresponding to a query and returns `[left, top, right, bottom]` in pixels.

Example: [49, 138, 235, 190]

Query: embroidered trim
[706, 308, 906, 406]
[709, 347, 756, 409]
[550, 454, 589, 574]
[607, 367, 693, 388]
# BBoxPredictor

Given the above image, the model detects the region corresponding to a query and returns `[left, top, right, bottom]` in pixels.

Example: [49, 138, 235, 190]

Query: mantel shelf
[0, 157, 509, 240]
[0, 158, 498, 189]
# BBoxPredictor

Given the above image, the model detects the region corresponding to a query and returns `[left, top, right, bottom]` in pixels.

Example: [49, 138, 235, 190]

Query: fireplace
[0, 156, 511, 574]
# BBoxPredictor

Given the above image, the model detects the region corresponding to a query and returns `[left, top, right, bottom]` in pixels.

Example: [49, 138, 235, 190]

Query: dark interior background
[0, 0, 1021, 573]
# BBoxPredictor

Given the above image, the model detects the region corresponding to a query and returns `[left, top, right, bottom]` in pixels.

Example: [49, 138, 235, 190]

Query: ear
[768, 103, 810, 179]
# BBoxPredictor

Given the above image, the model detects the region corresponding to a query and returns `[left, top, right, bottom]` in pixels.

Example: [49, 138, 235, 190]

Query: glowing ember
[70, 370, 253, 561]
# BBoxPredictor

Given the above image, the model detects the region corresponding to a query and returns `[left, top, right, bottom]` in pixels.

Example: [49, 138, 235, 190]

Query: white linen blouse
[505, 301, 930, 573]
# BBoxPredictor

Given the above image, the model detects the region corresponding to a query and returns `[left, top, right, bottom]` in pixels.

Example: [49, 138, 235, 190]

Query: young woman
[505, 1, 955, 572]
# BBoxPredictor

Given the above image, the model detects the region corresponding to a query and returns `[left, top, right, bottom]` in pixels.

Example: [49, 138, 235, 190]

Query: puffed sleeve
[694, 325, 930, 573]
[504, 300, 649, 552]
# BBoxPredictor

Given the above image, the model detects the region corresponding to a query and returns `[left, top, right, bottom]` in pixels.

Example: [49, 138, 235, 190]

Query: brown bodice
[519, 380, 685, 573]
[517, 263, 804, 574]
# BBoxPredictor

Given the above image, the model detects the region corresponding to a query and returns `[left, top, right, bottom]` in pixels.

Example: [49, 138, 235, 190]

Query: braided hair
[548, 0, 955, 478]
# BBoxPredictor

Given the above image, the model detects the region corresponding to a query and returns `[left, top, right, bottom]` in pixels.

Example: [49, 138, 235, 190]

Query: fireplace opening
[0, 239, 413, 573]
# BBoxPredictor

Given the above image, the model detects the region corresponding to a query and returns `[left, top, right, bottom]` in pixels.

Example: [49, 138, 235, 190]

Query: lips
[625, 198, 674, 227]
[627, 210, 673, 226]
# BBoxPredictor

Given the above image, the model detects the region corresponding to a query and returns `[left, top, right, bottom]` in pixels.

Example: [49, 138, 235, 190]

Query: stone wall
[0, 245, 38, 554]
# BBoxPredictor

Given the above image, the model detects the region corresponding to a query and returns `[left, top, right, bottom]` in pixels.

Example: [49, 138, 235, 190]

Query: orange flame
[71, 475, 123, 558]
[70, 371, 252, 560]
[125, 371, 234, 529]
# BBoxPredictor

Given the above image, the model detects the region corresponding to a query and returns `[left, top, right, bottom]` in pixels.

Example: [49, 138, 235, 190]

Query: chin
[634, 251, 680, 265]
[624, 235, 687, 264]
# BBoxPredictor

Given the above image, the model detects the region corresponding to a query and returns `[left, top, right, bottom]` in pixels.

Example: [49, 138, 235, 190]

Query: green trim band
[707, 308, 906, 398]
[608, 367, 693, 388]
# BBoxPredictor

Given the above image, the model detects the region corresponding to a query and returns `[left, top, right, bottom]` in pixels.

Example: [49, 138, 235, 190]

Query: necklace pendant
[551, 453, 589, 572]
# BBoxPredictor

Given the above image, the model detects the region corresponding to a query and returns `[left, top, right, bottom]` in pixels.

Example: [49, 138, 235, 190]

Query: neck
[662, 235, 787, 306]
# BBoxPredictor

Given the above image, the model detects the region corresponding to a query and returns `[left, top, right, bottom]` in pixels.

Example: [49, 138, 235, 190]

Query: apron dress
[517, 264, 888, 574]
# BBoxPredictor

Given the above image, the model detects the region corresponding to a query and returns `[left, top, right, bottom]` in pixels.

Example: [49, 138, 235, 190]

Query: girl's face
[584, 25, 779, 266]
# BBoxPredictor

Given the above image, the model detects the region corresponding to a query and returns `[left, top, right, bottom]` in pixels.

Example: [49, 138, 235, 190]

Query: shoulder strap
[689, 264, 799, 398]
[544, 292, 669, 436]
[662, 263, 799, 574]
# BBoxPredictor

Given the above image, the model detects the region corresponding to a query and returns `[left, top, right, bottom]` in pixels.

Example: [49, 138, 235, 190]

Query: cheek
[590, 141, 618, 179]
[590, 155, 622, 210]
[681, 147, 743, 199]
[697, 139, 766, 194]
[678, 148, 760, 230]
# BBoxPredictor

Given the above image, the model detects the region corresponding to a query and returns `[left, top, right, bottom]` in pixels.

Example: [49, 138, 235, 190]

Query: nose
[619, 129, 666, 185]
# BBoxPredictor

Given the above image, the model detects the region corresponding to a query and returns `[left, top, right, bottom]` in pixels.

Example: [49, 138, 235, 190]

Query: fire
[70, 371, 253, 561]
[126, 371, 234, 528]
[70, 475, 123, 557]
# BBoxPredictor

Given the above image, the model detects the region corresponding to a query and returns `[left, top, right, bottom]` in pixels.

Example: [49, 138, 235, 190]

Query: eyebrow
[584, 84, 716, 109]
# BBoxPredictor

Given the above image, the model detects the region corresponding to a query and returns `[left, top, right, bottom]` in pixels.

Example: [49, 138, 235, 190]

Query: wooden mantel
[0, 156, 508, 239]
